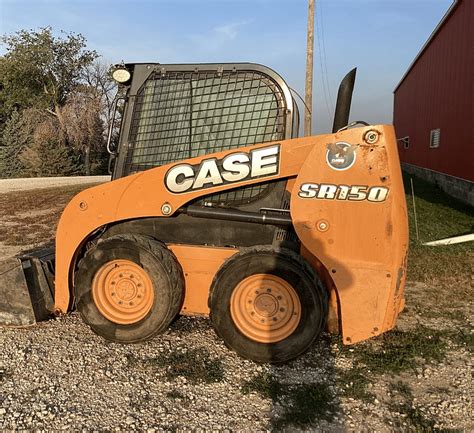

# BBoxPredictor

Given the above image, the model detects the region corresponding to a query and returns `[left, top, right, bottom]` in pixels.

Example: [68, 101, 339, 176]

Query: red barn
[393, 0, 473, 205]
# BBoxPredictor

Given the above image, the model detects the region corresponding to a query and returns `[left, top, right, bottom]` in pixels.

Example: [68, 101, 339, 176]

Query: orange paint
[53, 125, 408, 344]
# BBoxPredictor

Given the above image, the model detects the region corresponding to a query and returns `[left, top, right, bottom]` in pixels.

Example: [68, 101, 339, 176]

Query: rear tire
[74, 234, 184, 343]
[209, 246, 328, 363]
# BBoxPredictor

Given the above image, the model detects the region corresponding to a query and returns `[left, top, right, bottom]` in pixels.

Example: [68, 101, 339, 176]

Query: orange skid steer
[0, 63, 408, 362]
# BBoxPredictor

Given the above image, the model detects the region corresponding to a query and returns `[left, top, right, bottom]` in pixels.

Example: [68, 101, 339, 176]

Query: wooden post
[304, 0, 315, 136]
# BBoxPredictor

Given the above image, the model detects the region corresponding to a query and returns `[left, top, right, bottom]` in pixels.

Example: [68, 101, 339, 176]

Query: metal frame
[113, 63, 296, 180]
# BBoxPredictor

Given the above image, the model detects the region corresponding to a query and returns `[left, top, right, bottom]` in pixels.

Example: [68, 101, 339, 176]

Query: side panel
[291, 125, 408, 344]
[54, 125, 408, 347]
[54, 135, 318, 313]
[168, 244, 238, 315]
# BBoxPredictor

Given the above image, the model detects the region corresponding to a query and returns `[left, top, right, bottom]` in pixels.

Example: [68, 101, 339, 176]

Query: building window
[430, 128, 440, 148]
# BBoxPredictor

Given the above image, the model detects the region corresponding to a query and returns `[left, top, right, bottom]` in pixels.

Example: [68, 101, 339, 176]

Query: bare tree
[82, 60, 117, 137]
[61, 87, 104, 175]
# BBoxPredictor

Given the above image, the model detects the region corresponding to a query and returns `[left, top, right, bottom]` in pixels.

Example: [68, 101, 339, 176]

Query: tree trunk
[84, 146, 91, 176]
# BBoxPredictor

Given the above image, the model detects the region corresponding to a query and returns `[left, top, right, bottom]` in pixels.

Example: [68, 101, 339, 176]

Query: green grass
[241, 372, 283, 401]
[344, 326, 448, 375]
[332, 326, 451, 403]
[126, 348, 225, 384]
[336, 366, 374, 402]
[388, 381, 441, 431]
[403, 173, 473, 284]
[241, 373, 337, 428]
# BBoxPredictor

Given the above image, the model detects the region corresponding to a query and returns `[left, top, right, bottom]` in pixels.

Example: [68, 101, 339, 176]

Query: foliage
[0, 27, 98, 116]
[0, 110, 31, 177]
[241, 373, 337, 427]
[0, 28, 114, 177]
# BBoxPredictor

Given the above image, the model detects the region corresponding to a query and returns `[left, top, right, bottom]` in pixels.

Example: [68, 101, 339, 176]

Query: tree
[0, 110, 30, 178]
[61, 87, 105, 175]
[0, 28, 111, 177]
[83, 60, 118, 135]
[0, 27, 98, 119]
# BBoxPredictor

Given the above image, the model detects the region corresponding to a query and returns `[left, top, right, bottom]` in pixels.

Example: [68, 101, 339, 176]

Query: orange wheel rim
[92, 259, 154, 325]
[230, 274, 301, 343]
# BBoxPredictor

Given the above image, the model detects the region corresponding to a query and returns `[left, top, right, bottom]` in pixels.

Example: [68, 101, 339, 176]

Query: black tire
[209, 246, 328, 363]
[74, 234, 184, 343]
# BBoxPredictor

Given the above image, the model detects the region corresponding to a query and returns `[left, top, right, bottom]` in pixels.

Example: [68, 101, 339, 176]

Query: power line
[318, 0, 335, 113]
[314, 2, 332, 120]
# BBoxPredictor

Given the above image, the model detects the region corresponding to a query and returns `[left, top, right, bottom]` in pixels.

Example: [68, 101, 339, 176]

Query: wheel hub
[230, 274, 301, 343]
[92, 259, 154, 325]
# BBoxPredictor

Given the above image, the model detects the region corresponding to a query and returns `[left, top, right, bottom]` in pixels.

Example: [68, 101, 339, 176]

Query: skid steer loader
[0, 63, 408, 363]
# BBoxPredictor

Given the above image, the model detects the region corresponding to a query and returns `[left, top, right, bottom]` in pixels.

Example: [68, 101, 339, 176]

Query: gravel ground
[0, 180, 472, 430]
[0, 176, 110, 194]
[0, 298, 472, 431]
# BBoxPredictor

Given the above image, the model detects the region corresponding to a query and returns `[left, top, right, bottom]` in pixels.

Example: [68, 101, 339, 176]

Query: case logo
[165, 144, 280, 194]
[326, 142, 356, 170]
[298, 183, 389, 202]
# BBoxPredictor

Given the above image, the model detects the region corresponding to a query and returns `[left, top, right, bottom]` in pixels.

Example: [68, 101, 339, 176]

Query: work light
[112, 68, 131, 84]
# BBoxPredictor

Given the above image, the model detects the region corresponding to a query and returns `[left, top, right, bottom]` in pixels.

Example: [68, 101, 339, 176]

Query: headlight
[112, 68, 131, 84]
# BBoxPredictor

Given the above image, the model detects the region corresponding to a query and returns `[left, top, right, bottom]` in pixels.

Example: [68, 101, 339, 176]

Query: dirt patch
[0, 184, 102, 254]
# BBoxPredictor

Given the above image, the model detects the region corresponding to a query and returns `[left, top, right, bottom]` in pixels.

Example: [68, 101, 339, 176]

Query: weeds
[336, 366, 374, 402]
[274, 383, 337, 428]
[241, 372, 283, 401]
[241, 373, 337, 428]
[388, 381, 440, 431]
[126, 348, 224, 384]
[344, 326, 448, 375]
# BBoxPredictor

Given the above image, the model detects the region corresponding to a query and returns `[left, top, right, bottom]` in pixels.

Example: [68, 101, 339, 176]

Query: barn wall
[393, 0, 473, 183]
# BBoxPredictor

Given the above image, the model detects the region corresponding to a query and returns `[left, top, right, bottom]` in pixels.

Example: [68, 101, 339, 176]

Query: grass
[126, 348, 224, 384]
[388, 381, 441, 431]
[241, 373, 337, 428]
[403, 173, 473, 285]
[337, 366, 374, 402]
[333, 325, 450, 404]
[347, 326, 448, 375]
[241, 371, 283, 401]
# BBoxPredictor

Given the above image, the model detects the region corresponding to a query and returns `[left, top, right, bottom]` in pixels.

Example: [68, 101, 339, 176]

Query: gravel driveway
[0, 176, 110, 194]
[0, 180, 472, 430]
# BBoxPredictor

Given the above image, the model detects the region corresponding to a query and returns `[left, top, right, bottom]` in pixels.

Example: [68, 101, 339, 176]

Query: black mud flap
[0, 246, 55, 326]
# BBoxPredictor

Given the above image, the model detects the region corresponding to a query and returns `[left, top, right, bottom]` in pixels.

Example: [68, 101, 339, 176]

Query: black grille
[124, 69, 288, 205]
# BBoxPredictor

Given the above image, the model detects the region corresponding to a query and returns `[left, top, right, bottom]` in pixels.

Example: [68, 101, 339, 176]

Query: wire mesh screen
[124, 69, 288, 205]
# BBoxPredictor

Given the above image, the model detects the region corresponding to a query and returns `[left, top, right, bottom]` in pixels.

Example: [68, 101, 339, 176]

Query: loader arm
[54, 124, 408, 344]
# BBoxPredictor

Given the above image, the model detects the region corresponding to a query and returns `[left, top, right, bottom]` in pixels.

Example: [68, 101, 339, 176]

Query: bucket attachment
[0, 246, 55, 326]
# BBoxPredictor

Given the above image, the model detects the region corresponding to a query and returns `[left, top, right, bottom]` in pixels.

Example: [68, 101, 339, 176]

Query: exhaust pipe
[332, 68, 357, 133]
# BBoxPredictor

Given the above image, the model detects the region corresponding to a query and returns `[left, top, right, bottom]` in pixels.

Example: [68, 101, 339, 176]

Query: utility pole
[304, 0, 315, 136]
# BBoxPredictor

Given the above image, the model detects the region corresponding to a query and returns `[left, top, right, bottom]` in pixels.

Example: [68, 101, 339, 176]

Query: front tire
[74, 234, 184, 343]
[209, 246, 328, 363]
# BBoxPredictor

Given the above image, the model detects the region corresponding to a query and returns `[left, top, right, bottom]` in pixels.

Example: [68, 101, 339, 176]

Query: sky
[0, 0, 453, 133]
